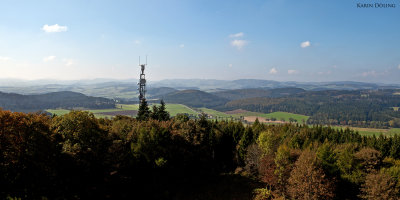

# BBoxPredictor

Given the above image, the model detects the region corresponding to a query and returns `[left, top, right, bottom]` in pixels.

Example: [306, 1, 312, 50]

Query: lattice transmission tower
[138, 56, 147, 102]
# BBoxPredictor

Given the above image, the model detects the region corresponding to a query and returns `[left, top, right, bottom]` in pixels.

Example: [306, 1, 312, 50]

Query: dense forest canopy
[1, 105, 399, 199]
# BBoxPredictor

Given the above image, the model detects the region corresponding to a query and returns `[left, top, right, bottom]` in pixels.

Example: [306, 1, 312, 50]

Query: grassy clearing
[198, 108, 236, 119]
[117, 104, 139, 110]
[46, 109, 70, 116]
[230, 111, 309, 123]
[164, 104, 199, 116]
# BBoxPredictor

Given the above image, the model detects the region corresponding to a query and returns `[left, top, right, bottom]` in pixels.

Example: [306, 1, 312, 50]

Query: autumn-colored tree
[244, 144, 262, 177]
[354, 147, 382, 173]
[359, 172, 399, 200]
[51, 110, 108, 156]
[287, 150, 335, 200]
[258, 153, 278, 189]
[0, 110, 57, 199]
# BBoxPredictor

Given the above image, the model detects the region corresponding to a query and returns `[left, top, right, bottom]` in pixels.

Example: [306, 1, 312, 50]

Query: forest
[1, 100, 400, 199]
[224, 89, 400, 128]
[0, 91, 115, 112]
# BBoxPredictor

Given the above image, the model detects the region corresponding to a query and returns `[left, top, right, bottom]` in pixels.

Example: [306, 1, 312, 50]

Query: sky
[0, 0, 399, 83]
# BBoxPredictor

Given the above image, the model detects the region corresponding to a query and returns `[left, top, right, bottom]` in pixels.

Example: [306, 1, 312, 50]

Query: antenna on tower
[138, 56, 147, 102]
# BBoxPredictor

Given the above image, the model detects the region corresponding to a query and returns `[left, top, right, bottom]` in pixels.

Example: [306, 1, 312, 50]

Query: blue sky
[0, 0, 399, 83]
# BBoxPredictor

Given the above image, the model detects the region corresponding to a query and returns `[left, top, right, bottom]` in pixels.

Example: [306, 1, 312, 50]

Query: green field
[47, 103, 200, 118]
[196, 108, 309, 123]
[229, 111, 309, 123]
[162, 103, 199, 116]
[198, 108, 237, 119]
[46, 109, 70, 116]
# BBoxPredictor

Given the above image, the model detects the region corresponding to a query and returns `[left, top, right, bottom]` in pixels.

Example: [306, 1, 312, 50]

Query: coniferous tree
[150, 105, 159, 120]
[158, 100, 170, 121]
[137, 99, 150, 121]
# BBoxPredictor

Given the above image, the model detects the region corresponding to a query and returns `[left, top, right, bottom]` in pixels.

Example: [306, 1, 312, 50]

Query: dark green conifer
[137, 99, 151, 121]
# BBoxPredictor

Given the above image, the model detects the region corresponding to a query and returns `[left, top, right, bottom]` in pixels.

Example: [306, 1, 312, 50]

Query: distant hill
[157, 89, 229, 108]
[0, 79, 399, 101]
[213, 87, 305, 100]
[147, 87, 178, 97]
[0, 91, 115, 112]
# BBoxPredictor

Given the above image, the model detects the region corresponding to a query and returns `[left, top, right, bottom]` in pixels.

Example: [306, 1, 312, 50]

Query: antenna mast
[138, 56, 147, 102]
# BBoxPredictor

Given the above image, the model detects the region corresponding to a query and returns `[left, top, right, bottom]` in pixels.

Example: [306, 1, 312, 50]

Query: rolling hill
[0, 91, 115, 112]
[212, 87, 305, 100]
[157, 89, 229, 108]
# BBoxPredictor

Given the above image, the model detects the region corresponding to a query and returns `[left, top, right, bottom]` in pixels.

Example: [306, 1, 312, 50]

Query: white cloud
[288, 69, 298, 74]
[134, 40, 141, 45]
[300, 41, 311, 48]
[63, 58, 74, 66]
[43, 56, 56, 62]
[179, 44, 185, 48]
[231, 39, 248, 50]
[269, 67, 278, 74]
[229, 32, 244, 38]
[42, 24, 68, 33]
[0, 56, 11, 61]
[228, 64, 233, 67]
[398, 64, 400, 70]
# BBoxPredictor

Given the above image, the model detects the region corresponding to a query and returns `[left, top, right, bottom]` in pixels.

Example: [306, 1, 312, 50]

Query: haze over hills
[1, 78, 399, 101]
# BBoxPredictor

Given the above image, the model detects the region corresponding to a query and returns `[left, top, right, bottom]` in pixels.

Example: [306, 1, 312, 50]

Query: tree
[354, 147, 381, 173]
[258, 153, 278, 189]
[257, 130, 279, 155]
[150, 105, 159, 120]
[274, 144, 293, 195]
[244, 144, 262, 177]
[137, 99, 151, 121]
[237, 126, 254, 163]
[51, 110, 107, 156]
[175, 113, 189, 122]
[359, 172, 399, 200]
[0, 110, 58, 199]
[316, 141, 338, 176]
[158, 100, 170, 121]
[288, 150, 335, 200]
